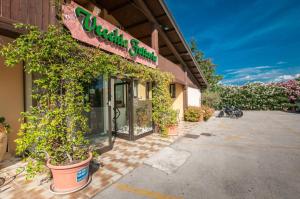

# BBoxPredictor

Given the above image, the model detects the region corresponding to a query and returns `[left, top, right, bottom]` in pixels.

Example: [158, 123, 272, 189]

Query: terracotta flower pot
[0, 132, 8, 162]
[167, 125, 178, 136]
[47, 152, 92, 193]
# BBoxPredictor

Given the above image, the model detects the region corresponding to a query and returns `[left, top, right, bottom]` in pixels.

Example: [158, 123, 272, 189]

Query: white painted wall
[187, 87, 201, 107]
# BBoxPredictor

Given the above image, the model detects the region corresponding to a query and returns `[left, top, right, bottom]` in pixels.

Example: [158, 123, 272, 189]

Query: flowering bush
[217, 83, 291, 110]
[276, 80, 300, 103]
[201, 106, 215, 121]
[184, 106, 214, 122]
[184, 106, 203, 122]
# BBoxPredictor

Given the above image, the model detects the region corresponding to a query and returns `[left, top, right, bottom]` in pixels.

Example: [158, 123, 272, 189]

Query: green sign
[75, 7, 157, 63]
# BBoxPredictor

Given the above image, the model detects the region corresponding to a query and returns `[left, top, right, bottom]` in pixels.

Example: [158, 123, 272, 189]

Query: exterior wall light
[161, 25, 170, 31]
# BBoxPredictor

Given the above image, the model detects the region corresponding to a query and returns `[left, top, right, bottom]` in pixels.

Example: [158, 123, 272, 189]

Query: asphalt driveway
[94, 111, 300, 199]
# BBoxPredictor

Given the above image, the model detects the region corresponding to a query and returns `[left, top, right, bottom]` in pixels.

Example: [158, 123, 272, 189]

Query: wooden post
[151, 24, 159, 54]
[183, 65, 188, 109]
[50, 0, 57, 25]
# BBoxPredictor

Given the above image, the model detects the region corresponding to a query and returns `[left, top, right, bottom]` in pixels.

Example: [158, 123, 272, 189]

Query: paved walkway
[0, 121, 199, 199]
[95, 111, 300, 199]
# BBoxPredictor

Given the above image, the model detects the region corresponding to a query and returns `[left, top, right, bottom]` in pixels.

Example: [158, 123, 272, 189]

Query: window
[146, 82, 151, 99]
[115, 83, 126, 108]
[169, 84, 176, 98]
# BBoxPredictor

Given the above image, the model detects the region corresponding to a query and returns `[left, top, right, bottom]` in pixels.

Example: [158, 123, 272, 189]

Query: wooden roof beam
[136, 34, 151, 40]
[159, 44, 167, 48]
[107, 1, 131, 15]
[124, 19, 149, 29]
[158, 0, 208, 87]
[133, 0, 189, 71]
[133, 0, 205, 88]
[155, 13, 167, 20]
[164, 53, 175, 58]
[180, 52, 189, 56]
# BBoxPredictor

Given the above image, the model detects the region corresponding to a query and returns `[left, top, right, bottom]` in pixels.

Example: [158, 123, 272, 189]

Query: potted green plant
[0, 25, 96, 193]
[0, 116, 10, 162]
[166, 109, 179, 136]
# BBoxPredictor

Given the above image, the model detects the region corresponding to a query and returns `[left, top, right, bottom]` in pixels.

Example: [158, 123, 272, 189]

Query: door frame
[112, 78, 135, 141]
[85, 76, 113, 154]
[111, 78, 154, 141]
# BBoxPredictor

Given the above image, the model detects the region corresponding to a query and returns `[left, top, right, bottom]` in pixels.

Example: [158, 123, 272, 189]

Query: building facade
[0, 0, 207, 154]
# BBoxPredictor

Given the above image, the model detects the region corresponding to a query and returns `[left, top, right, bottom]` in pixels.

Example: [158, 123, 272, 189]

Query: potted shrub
[0, 25, 97, 193]
[166, 109, 179, 136]
[0, 116, 9, 162]
[156, 109, 178, 136]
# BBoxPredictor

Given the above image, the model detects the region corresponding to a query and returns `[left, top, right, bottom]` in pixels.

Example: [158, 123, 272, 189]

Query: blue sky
[165, 0, 300, 85]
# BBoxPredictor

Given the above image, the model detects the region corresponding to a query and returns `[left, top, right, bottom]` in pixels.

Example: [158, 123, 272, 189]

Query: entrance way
[113, 79, 131, 138]
[85, 76, 154, 150]
[112, 78, 154, 141]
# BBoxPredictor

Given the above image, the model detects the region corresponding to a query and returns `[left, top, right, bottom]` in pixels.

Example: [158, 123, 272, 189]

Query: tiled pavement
[0, 121, 200, 199]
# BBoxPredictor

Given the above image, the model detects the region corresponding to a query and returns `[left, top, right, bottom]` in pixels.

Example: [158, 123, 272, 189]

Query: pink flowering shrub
[217, 79, 300, 110]
[218, 83, 290, 110]
[276, 80, 300, 103]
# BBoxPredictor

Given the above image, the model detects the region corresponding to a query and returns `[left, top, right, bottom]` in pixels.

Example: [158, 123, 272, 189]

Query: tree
[190, 39, 223, 88]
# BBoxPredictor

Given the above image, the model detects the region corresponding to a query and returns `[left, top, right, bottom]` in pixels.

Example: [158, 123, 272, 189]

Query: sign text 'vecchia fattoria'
[62, 2, 158, 68]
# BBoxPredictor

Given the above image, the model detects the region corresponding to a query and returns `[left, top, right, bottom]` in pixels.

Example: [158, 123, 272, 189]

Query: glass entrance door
[85, 76, 111, 150]
[113, 79, 131, 137]
[133, 81, 153, 137]
[111, 79, 153, 140]
[84, 76, 153, 149]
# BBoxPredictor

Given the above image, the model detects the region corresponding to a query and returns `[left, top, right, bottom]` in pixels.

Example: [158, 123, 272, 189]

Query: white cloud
[273, 73, 300, 82]
[255, 65, 273, 69]
[222, 72, 277, 84]
[223, 64, 300, 85]
[222, 65, 284, 85]
[280, 75, 293, 80]
[276, 61, 287, 65]
[225, 65, 273, 76]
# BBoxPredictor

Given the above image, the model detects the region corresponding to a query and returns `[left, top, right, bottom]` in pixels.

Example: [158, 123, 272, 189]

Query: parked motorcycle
[218, 106, 243, 118]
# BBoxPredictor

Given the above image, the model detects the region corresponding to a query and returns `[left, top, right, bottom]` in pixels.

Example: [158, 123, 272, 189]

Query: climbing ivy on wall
[0, 24, 173, 178]
[86, 37, 174, 136]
